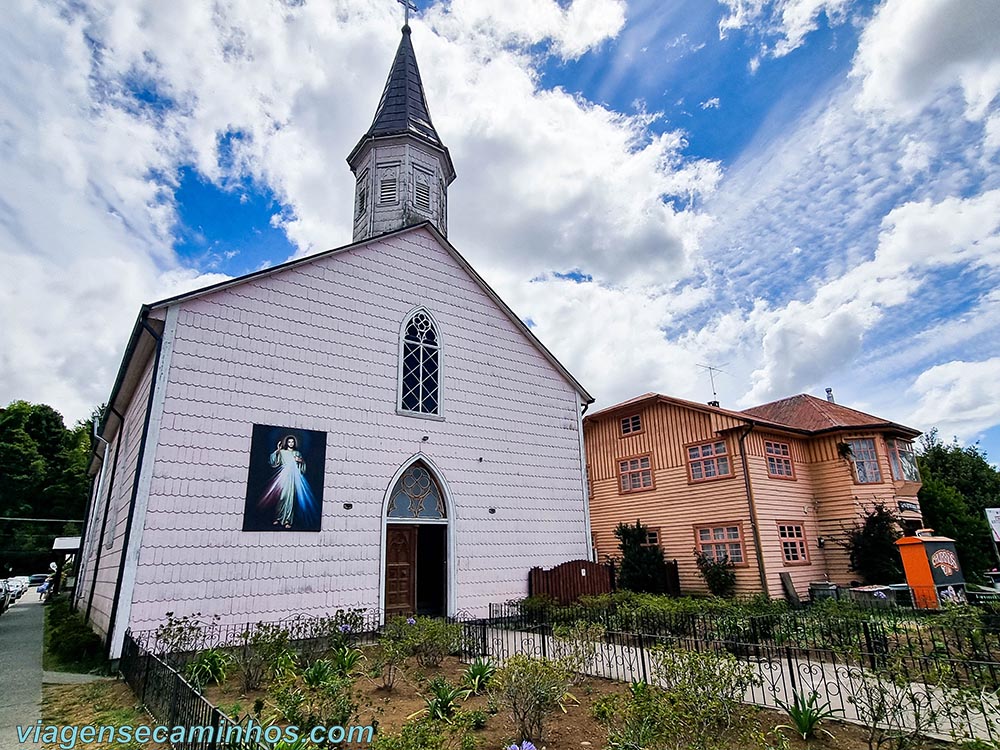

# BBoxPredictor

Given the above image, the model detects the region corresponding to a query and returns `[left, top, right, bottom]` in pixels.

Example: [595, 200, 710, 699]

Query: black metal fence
[469, 600, 1000, 741]
[118, 600, 1000, 744]
[120, 632, 266, 750]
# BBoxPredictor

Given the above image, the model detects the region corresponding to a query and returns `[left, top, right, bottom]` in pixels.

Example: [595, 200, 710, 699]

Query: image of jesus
[259, 435, 317, 528]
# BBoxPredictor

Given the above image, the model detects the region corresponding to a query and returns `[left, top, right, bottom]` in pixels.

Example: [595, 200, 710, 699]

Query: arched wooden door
[383, 461, 448, 617]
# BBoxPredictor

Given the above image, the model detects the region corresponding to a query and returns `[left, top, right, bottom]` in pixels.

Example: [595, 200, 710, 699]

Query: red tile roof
[741, 394, 920, 437]
[587, 391, 920, 438]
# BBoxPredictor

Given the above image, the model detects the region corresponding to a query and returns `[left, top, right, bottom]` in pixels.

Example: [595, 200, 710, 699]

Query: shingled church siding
[77, 356, 156, 638]
[124, 227, 589, 632]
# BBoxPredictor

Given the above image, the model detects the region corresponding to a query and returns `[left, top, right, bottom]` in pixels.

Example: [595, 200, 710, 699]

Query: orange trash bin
[895, 535, 965, 609]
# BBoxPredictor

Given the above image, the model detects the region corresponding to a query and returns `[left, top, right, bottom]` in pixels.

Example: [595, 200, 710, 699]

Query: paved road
[0, 597, 43, 749]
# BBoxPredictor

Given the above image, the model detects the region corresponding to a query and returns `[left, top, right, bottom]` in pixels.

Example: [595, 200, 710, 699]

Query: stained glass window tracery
[387, 464, 446, 519]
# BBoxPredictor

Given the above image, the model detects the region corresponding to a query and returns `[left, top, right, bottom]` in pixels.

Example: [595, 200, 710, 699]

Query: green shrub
[551, 621, 605, 684]
[371, 719, 445, 750]
[844, 502, 904, 585]
[184, 648, 231, 691]
[615, 521, 671, 594]
[409, 617, 462, 668]
[649, 645, 758, 712]
[272, 672, 357, 732]
[153, 611, 215, 658]
[235, 623, 296, 692]
[489, 654, 574, 742]
[45, 597, 104, 670]
[455, 709, 488, 730]
[695, 552, 737, 598]
[373, 616, 415, 690]
[462, 658, 496, 695]
[290, 609, 367, 665]
[596, 650, 764, 750]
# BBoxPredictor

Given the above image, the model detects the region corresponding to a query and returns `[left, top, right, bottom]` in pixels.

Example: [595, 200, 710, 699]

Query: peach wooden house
[584, 391, 923, 599]
[74, 25, 593, 659]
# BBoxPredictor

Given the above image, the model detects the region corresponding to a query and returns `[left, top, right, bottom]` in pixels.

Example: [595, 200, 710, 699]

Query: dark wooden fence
[529, 559, 682, 604]
[529, 560, 611, 603]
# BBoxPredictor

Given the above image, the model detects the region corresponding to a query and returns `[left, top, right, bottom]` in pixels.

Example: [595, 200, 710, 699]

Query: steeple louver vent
[380, 177, 398, 205]
[414, 179, 431, 212]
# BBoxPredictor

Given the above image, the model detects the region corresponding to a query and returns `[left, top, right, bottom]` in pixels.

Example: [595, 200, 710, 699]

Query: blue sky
[2, 0, 999, 463]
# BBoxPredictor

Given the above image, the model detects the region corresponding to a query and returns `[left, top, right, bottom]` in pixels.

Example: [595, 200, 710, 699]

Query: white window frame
[396, 306, 445, 421]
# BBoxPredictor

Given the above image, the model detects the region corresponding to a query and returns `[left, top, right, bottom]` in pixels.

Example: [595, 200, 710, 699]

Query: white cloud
[852, 0, 1000, 122]
[718, 0, 852, 58]
[742, 189, 1000, 403]
[0, 0, 715, 421]
[910, 358, 1000, 441]
[430, 0, 626, 60]
[700, 97, 721, 109]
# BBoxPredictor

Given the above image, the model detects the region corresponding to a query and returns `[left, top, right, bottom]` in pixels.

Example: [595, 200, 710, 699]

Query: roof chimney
[825, 387, 835, 404]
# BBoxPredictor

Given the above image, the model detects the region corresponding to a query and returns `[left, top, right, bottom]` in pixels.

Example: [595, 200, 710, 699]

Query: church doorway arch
[380, 457, 454, 618]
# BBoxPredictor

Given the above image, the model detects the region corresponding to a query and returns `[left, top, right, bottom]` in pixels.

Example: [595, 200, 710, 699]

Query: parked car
[7, 578, 26, 599]
[0, 580, 11, 614]
[27, 573, 49, 587]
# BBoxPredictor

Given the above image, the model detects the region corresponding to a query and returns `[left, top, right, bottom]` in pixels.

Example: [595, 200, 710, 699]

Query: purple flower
[521, 743, 537, 750]
[406, 617, 416, 625]
[338, 623, 352, 633]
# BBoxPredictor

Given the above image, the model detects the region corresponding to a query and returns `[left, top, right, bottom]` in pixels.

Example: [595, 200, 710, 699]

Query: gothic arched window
[399, 309, 440, 415]
[387, 463, 446, 519]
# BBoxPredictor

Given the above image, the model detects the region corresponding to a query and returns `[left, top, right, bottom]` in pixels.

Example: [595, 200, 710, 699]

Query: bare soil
[200, 655, 942, 750]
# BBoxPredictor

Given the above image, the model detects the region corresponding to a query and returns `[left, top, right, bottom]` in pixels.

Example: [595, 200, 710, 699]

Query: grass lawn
[41, 681, 168, 750]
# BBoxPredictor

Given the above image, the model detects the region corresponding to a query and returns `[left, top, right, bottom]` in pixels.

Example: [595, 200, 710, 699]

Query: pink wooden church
[74, 24, 594, 659]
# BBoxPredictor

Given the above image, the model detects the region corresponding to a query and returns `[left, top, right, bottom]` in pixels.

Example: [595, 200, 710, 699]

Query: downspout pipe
[738, 423, 769, 595]
[105, 316, 163, 656]
[72, 417, 111, 613]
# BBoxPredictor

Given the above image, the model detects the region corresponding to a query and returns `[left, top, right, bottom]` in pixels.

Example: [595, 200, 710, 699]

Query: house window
[695, 524, 745, 564]
[399, 309, 440, 415]
[620, 414, 642, 435]
[765, 441, 794, 478]
[618, 455, 653, 493]
[847, 438, 881, 483]
[777, 523, 809, 564]
[687, 440, 732, 481]
[641, 529, 660, 548]
[887, 439, 920, 482]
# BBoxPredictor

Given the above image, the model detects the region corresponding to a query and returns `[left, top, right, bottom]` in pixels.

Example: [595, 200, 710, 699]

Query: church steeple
[348, 25, 456, 242]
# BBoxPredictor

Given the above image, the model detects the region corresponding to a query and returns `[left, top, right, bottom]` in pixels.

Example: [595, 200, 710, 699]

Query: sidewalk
[0, 597, 44, 749]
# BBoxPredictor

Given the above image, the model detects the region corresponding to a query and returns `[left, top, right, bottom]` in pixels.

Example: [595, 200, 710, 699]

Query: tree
[844, 502, 904, 585]
[918, 430, 1000, 581]
[918, 476, 994, 581]
[614, 520, 669, 594]
[0, 401, 93, 574]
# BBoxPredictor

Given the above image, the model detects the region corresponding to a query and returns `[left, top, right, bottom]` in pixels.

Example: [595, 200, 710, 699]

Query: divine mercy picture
[242, 424, 326, 531]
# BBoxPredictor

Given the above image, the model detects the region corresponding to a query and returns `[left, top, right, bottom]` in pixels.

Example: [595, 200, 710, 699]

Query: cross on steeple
[397, 0, 418, 26]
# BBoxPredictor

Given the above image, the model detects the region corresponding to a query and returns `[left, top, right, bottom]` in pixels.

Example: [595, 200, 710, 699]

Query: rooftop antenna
[697, 362, 729, 405]
[397, 0, 418, 26]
